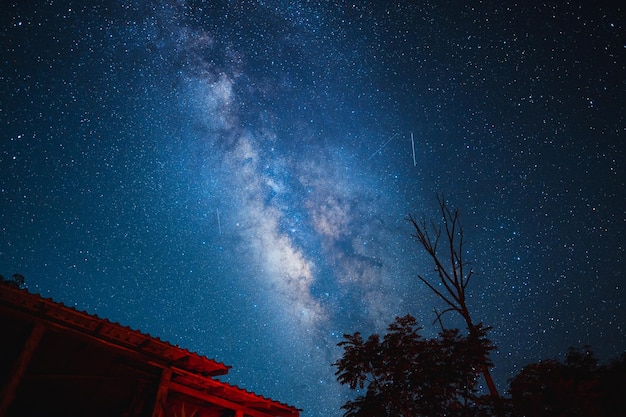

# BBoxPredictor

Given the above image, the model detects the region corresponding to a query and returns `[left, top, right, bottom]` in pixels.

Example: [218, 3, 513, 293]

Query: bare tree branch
[408, 194, 500, 399]
[417, 275, 460, 314]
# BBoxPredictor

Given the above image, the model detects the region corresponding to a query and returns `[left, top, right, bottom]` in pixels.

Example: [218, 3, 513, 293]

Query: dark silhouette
[509, 347, 626, 417]
[333, 316, 625, 417]
[333, 315, 495, 417]
[408, 194, 499, 398]
[332, 196, 624, 416]
[0, 273, 25, 288]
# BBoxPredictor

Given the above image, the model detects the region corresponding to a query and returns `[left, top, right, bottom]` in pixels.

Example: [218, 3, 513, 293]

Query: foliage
[0, 273, 25, 289]
[334, 320, 625, 417]
[508, 347, 626, 417]
[333, 315, 495, 417]
[333, 195, 624, 416]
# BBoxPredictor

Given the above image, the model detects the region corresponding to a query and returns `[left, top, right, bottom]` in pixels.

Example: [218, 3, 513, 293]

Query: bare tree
[408, 194, 499, 399]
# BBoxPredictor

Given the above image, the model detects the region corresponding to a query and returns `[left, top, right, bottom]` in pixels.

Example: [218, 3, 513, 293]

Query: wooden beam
[0, 322, 45, 417]
[151, 368, 172, 417]
[168, 382, 298, 417]
[122, 379, 150, 417]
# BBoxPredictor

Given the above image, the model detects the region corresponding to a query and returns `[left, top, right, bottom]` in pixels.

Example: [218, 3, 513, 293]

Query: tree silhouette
[0, 273, 25, 289]
[509, 347, 626, 417]
[333, 194, 624, 416]
[333, 315, 495, 417]
[408, 195, 499, 398]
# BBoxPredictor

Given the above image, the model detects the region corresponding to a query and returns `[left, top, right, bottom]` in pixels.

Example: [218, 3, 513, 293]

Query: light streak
[411, 132, 417, 166]
[367, 133, 399, 160]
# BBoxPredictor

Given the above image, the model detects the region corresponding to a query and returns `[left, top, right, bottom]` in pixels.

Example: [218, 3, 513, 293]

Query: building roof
[0, 283, 301, 417]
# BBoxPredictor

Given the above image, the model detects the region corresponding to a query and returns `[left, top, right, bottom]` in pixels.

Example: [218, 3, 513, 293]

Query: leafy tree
[333, 315, 495, 417]
[408, 194, 499, 398]
[509, 347, 626, 417]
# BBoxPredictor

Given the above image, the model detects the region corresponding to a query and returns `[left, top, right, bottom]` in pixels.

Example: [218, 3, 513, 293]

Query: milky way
[1, 1, 625, 416]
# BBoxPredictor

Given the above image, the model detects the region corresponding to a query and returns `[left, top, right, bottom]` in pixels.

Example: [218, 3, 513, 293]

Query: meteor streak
[411, 132, 417, 166]
[368, 133, 399, 160]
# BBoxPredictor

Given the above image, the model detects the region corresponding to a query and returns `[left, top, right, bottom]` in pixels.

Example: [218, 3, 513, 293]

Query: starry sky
[1, 1, 625, 415]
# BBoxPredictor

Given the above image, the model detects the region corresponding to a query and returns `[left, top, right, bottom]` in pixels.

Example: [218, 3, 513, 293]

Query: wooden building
[0, 283, 301, 417]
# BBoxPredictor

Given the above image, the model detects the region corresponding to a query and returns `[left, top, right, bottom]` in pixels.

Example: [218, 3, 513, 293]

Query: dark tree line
[333, 196, 625, 416]
[334, 316, 626, 417]
[508, 347, 626, 417]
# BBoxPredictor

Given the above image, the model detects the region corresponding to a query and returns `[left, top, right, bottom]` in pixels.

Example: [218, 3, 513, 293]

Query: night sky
[1, 1, 625, 415]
